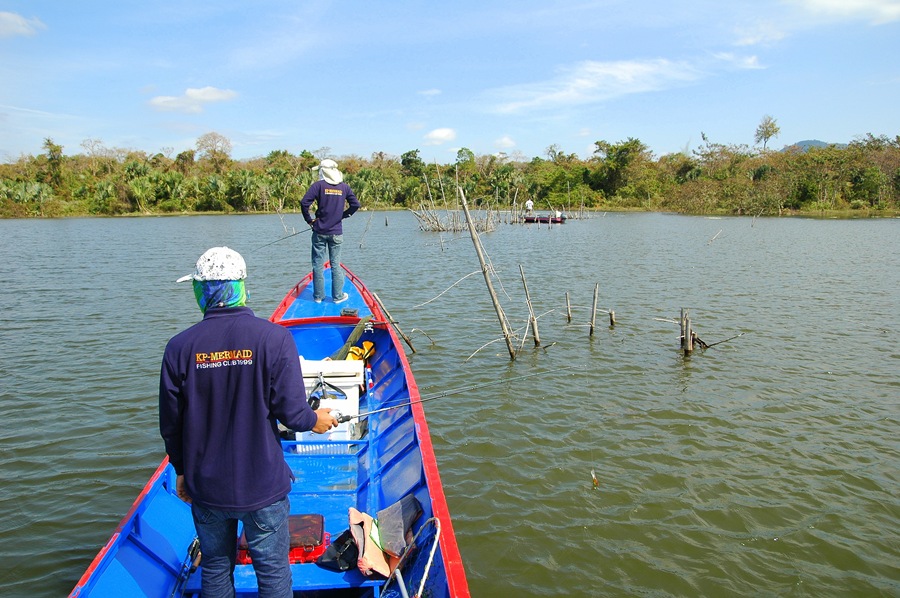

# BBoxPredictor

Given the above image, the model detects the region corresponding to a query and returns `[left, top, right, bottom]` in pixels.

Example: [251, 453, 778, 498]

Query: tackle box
[236, 514, 330, 565]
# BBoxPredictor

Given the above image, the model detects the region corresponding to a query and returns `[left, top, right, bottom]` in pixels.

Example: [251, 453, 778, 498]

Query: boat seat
[297, 358, 365, 441]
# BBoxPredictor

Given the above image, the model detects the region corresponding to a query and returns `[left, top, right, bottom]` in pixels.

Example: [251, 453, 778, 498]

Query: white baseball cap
[176, 246, 247, 283]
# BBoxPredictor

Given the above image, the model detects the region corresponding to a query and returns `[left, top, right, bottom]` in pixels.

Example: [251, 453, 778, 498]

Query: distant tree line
[2, 128, 898, 218]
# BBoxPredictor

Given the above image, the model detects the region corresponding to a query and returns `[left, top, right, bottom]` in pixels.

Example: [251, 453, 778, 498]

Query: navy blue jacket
[159, 307, 317, 511]
[300, 180, 360, 235]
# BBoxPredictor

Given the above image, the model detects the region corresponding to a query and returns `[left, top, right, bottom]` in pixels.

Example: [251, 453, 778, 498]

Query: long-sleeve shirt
[159, 306, 317, 511]
[300, 180, 360, 235]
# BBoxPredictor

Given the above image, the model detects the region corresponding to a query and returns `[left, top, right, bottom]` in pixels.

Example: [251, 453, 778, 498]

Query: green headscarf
[193, 279, 247, 314]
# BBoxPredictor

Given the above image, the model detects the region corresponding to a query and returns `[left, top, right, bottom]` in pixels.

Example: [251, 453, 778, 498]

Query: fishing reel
[330, 410, 353, 424]
[307, 372, 347, 410]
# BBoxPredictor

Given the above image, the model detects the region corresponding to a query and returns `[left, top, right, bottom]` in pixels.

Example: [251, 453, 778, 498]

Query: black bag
[315, 528, 359, 572]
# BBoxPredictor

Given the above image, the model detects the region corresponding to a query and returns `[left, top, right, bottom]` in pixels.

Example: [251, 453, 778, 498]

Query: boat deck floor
[285, 440, 363, 529]
[279, 269, 371, 321]
[184, 439, 382, 594]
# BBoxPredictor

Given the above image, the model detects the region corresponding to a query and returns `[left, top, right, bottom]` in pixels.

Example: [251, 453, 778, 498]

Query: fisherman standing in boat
[159, 246, 338, 597]
[301, 159, 360, 304]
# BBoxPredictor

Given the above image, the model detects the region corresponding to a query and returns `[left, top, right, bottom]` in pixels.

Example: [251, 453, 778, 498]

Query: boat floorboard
[184, 439, 381, 594]
[284, 442, 363, 533]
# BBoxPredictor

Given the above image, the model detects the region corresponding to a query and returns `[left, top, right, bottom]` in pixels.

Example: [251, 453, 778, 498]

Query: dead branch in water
[412, 204, 497, 232]
[460, 188, 517, 360]
[409, 328, 437, 346]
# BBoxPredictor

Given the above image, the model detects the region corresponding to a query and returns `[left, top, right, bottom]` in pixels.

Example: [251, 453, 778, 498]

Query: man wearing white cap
[300, 159, 360, 303]
[160, 246, 338, 597]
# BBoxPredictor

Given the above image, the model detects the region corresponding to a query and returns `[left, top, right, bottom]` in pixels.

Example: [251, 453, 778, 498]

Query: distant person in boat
[524, 199, 534, 214]
[301, 159, 361, 304]
[159, 246, 338, 597]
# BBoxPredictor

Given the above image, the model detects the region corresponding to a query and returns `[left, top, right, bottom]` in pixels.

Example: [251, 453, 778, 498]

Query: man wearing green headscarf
[160, 246, 337, 597]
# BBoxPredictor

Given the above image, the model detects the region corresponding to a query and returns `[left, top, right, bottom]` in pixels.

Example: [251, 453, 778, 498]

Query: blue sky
[2, 1, 899, 163]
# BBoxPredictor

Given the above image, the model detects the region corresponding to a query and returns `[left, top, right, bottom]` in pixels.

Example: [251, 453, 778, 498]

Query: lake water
[0, 211, 897, 597]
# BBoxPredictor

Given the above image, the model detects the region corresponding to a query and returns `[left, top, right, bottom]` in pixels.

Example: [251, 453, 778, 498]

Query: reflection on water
[1, 213, 898, 596]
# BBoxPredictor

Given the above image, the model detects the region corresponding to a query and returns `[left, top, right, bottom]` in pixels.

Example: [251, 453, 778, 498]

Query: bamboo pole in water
[519, 264, 541, 347]
[685, 319, 694, 354]
[512, 188, 520, 223]
[680, 308, 694, 355]
[590, 283, 599, 336]
[459, 189, 517, 361]
[372, 291, 416, 354]
[565, 292, 572, 323]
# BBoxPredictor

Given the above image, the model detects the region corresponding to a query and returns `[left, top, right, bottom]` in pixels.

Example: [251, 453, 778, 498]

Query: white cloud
[788, 0, 900, 24]
[148, 87, 238, 114]
[733, 21, 788, 46]
[494, 135, 516, 149]
[489, 59, 703, 114]
[423, 128, 457, 145]
[418, 89, 442, 97]
[0, 12, 45, 37]
[714, 53, 765, 70]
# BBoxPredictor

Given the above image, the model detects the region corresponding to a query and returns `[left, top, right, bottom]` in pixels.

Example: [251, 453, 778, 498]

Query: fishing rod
[169, 537, 201, 598]
[332, 365, 582, 423]
[252, 225, 313, 252]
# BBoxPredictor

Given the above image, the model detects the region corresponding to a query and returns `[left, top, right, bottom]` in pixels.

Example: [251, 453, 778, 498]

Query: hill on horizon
[784, 139, 849, 151]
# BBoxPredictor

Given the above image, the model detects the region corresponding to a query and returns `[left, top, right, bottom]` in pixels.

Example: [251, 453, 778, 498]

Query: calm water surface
[1, 212, 898, 597]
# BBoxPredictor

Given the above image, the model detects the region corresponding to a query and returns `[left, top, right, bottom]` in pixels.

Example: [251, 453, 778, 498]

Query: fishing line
[411, 270, 481, 309]
[251, 225, 313, 252]
[333, 365, 582, 423]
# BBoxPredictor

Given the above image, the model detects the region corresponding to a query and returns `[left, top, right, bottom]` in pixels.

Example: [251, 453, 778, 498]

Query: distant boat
[70, 263, 470, 598]
[523, 213, 567, 224]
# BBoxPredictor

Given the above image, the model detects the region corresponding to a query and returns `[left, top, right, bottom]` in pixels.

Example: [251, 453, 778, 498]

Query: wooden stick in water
[460, 189, 517, 361]
[519, 264, 541, 347]
[372, 292, 416, 354]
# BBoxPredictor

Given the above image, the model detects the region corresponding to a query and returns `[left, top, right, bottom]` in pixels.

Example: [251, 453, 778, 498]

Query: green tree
[589, 138, 651, 200]
[42, 138, 64, 189]
[197, 175, 229, 212]
[174, 150, 196, 175]
[400, 149, 426, 178]
[89, 179, 128, 215]
[128, 177, 154, 213]
[755, 115, 780, 150]
[353, 166, 400, 207]
[225, 169, 259, 211]
[455, 147, 475, 168]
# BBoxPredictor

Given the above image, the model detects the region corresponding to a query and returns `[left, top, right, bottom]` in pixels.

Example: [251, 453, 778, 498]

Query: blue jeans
[191, 497, 292, 598]
[311, 232, 344, 301]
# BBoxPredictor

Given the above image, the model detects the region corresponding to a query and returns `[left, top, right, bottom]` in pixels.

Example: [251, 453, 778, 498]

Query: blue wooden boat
[70, 263, 470, 598]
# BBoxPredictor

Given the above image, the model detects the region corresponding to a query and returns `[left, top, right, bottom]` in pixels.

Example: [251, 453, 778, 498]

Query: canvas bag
[349, 508, 390, 577]
[348, 495, 423, 578]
